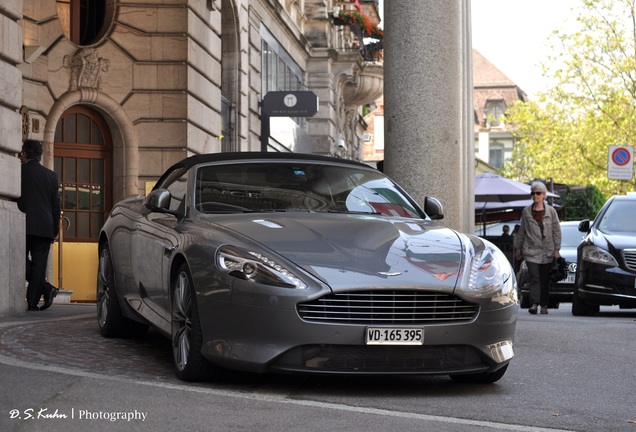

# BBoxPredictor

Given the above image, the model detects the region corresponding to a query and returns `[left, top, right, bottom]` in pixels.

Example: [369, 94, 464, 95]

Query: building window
[56, 0, 114, 46]
[485, 101, 506, 128]
[260, 26, 304, 95]
[489, 146, 504, 169]
[54, 106, 112, 242]
[260, 26, 307, 152]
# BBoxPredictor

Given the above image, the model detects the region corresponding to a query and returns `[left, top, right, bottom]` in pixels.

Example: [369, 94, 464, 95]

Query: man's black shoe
[27, 306, 40, 311]
[40, 282, 59, 311]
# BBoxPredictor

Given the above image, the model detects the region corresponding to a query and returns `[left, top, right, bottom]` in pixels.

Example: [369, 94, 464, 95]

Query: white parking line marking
[0, 352, 571, 432]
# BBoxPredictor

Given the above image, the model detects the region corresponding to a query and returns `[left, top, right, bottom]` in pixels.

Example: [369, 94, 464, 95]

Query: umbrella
[475, 199, 533, 211]
[475, 172, 558, 203]
[475, 173, 559, 235]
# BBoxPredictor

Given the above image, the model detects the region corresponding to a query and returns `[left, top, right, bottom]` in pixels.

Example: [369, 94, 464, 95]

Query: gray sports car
[97, 152, 518, 383]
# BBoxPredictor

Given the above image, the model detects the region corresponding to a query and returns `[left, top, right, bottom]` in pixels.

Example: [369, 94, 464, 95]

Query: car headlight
[581, 245, 618, 266]
[467, 245, 514, 297]
[216, 245, 308, 289]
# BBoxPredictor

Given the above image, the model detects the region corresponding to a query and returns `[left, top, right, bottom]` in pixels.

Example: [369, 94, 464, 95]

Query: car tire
[517, 270, 529, 308]
[97, 242, 148, 338]
[571, 290, 599, 316]
[449, 363, 509, 384]
[171, 263, 217, 382]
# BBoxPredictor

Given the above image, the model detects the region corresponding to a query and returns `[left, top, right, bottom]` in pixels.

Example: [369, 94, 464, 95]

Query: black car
[517, 221, 582, 309]
[573, 193, 636, 316]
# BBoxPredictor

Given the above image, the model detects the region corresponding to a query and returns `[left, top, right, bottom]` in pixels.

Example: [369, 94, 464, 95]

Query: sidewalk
[0, 303, 96, 326]
[0, 302, 174, 380]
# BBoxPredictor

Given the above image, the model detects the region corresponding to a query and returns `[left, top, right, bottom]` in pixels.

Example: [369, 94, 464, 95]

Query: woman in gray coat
[514, 181, 561, 314]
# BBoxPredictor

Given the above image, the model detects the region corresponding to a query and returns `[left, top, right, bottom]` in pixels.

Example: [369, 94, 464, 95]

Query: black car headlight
[216, 245, 308, 289]
[581, 245, 618, 266]
[467, 245, 515, 299]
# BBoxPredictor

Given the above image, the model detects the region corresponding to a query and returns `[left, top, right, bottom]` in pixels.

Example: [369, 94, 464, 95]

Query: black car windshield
[598, 200, 636, 233]
[194, 162, 422, 218]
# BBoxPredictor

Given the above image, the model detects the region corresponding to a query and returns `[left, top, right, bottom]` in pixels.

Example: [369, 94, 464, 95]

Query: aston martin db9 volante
[97, 152, 518, 383]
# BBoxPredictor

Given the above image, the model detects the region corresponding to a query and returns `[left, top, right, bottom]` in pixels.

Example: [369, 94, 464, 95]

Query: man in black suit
[17, 140, 61, 311]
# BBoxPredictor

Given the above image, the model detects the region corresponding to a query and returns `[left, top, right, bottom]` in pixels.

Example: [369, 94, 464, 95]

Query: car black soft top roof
[181, 151, 371, 169]
[155, 151, 376, 189]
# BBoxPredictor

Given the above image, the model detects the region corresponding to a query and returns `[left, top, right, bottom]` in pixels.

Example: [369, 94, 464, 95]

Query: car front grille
[297, 291, 478, 325]
[624, 249, 636, 272]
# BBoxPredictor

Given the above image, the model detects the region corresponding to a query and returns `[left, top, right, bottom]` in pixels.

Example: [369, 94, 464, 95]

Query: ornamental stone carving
[63, 49, 111, 91]
[20, 106, 30, 141]
[342, 63, 383, 106]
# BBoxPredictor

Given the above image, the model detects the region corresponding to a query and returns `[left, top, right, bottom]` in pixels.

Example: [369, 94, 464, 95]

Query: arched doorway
[52, 105, 113, 301]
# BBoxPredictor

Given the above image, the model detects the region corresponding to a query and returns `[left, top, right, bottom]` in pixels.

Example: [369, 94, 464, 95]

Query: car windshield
[561, 224, 585, 247]
[194, 162, 422, 218]
[598, 200, 636, 233]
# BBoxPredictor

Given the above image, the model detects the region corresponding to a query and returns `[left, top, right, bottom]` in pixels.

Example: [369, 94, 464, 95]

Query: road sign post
[607, 145, 634, 181]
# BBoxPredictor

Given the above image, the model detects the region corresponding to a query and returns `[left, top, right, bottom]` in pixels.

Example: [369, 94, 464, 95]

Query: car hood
[594, 230, 636, 251]
[206, 212, 464, 291]
[560, 247, 578, 263]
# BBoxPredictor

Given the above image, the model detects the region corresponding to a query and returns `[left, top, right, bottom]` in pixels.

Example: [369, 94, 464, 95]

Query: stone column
[0, 0, 26, 316]
[384, 0, 474, 233]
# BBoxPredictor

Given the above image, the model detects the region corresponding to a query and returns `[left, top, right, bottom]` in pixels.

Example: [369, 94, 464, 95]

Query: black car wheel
[171, 263, 216, 382]
[97, 242, 147, 337]
[449, 363, 509, 384]
[571, 289, 599, 316]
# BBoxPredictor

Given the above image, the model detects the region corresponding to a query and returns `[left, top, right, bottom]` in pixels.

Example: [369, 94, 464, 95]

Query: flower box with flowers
[329, 10, 383, 40]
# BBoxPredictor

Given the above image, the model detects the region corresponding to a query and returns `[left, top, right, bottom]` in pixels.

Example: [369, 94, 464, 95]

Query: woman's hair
[22, 139, 43, 161]
[530, 181, 547, 194]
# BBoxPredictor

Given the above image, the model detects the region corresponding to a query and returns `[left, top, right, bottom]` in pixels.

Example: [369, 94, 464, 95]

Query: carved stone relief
[20, 106, 30, 141]
[63, 49, 111, 91]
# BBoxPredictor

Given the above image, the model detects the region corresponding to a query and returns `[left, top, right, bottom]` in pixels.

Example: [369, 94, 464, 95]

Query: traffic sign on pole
[607, 145, 634, 180]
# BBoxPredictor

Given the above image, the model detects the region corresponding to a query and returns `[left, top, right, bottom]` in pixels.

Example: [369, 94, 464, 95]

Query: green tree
[559, 185, 606, 220]
[503, 0, 636, 199]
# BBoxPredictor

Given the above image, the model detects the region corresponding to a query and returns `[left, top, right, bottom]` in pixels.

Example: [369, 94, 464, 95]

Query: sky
[471, 0, 579, 99]
[377, 0, 580, 99]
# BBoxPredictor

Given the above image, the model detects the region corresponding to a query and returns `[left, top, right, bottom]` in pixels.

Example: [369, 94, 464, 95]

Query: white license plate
[558, 274, 575, 284]
[366, 328, 423, 345]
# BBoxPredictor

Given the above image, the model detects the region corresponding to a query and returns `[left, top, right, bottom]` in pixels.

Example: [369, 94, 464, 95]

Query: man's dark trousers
[26, 235, 51, 309]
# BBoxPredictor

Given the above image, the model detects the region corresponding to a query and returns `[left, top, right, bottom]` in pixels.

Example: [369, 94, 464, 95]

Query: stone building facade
[472, 49, 528, 170]
[365, 50, 527, 175]
[0, 0, 383, 315]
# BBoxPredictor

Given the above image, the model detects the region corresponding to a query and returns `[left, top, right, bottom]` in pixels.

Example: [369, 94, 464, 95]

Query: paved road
[0, 304, 634, 432]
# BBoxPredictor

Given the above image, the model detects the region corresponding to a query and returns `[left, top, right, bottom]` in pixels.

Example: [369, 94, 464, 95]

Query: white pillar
[384, 0, 474, 233]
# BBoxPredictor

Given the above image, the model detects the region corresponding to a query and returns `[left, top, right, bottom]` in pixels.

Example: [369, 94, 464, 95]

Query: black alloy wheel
[171, 263, 216, 382]
[96, 242, 126, 337]
[96, 242, 148, 338]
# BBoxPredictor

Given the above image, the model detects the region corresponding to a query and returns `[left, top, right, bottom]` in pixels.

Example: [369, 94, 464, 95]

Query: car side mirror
[424, 197, 444, 220]
[145, 188, 172, 211]
[144, 189, 184, 219]
[578, 219, 590, 232]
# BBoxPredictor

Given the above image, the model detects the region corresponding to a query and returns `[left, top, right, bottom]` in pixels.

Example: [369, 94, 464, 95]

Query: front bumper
[519, 268, 576, 302]
[577, 262, 636, 307]
[197, 292, 517, 375]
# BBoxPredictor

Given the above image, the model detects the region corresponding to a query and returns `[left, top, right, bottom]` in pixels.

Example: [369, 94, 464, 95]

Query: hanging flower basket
[330, 10, 383, 40]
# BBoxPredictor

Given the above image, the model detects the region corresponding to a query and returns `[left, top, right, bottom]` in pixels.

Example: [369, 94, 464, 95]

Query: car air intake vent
[297, 291, 478, 325]
[624, 249, 636, 272]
